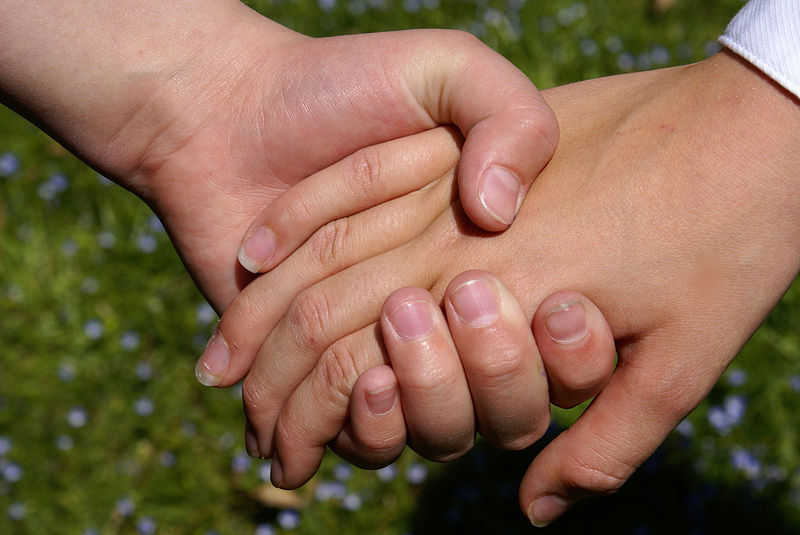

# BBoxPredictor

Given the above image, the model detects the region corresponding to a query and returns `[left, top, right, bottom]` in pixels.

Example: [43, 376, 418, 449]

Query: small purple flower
[726, 369, 747, 387]
[314, 480, 346, 502]
[342, 493, 362, 511]
[137, 234, 158, 254]
[84, 319, 104, 340]
[136, 516, 157, 534]
[707, 405, 732, 435]
[376, 464, 397, 482]
[61, 239, 78, 257]
[617, 53, 635, 71]
[121, 331, 142, 352]
[135, 361, 153, 381]
[159, 451, 176, 468]
[56, 435, 74, 451]
[7, 502, 25, 520]
[405, 462, 428, 485]
[180, 421, 197, 438]
[650, 46, 671, 66]
[230, 452, 251, 474]
[723, 395, 747, 425]
[675, 419, 694, 438]
[133, 397, 154, 417]
[333, 462, 353, 481]
[788, 375, 800, 393]
[115, 497, 135, 517]
[196, 302, 217, 325]
[148, 215, 166, 233]
[254, 523, 275, 535]
[730, 448, 760, 480]
[0, 436, 11, 456]
[97, 231, 116, 249]
[277, 509, 300, 530]
[0, 152, 20, 177]
[2, 462, 23, 483]
[579, 38, 599, 56]
[318, 0, 337, 11]
[67, 406, 88, 428]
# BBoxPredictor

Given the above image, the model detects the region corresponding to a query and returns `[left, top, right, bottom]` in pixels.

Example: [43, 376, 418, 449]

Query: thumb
[519, 334, 717, 527]
[406, 31, 558, 232]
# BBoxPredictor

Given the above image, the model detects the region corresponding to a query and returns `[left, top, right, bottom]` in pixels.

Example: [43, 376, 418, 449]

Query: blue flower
[726, 369, 747, 387]
[7, 502, 25, 521]
[159, 451, 176, 468]
[730, 448, 761, 480]
[0, 436, 11, 456]
[254, 523, 276, 535]
[333, 462, 353, 481]
[67, 406, 89, 428]
[115, 496, 135, 517]
[0, 152, 20, 177]
[277, 509, 300, 530]
[314, 480, 346, 502]
[121, 331, 142, 352]
[196, 302, 217, 325]
[37, 172, 69, 201]
[375, 464, 397, 482]
[405, 462, 428, 485]
[318, 0, 336, 11]
[56, 435, 74, 451]
[135, 361, 153, 381]
[61, 239, 78, 257]
[2, 462, 23, 483]
[136, 516, 157, 534]
[230, 452, 252, 474]
[97, 231, 116, 249]
[788, 375, 800, 392]
[83, 319, 104, 340]
[148, 215, 166, 233]
[342, 493, 362, 511]
[675, 418, 694, 438]
[137, 234, 158, 254]
[133, 397, 155, 417]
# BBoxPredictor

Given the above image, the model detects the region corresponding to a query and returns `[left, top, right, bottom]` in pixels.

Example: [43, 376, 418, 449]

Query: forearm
[0, 0, 295, 183]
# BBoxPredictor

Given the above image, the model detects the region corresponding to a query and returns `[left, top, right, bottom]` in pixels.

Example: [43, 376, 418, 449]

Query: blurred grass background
[2, 0, 800, 533]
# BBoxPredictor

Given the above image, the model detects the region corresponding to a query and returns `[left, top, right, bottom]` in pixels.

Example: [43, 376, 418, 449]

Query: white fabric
[719, 0, 800, 99]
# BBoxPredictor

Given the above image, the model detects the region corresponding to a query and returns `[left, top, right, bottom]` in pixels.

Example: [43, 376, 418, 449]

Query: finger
[442, 270, 550, 450]
[532, 291, 616, 408]
[380, 287, 475, 461]
[193, 133, 458, 388]
[236, 127, 461, 273]
[243, 250, 434, 459]
[332, 364, 407, 470]
[519, 333, 715, 527]
[268, 326, 388, 488]
[407, 31, 559, 231]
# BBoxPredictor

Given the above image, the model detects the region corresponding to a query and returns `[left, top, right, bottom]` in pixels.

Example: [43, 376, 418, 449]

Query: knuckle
[312, 342, 360, 405]
[241, 374, 270, 416]
[278, 188, 315, 229]
[470, 346, 526, 387]
[308, 218, 350, 272]
[345, 146, 383, 205]
[287, 289, 333, 354]
[560, 450, 633, 496]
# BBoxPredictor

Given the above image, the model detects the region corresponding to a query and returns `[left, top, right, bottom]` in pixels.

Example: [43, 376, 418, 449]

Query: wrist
[0, 1, 299, 193]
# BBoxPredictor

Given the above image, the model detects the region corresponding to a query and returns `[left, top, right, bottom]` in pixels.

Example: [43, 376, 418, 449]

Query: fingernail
[238, 227, 277, 273]
[479, 165, 522, 225]
[544, 300, 588, 344]
[527, 495, 569, 528]
[448, 278, 499, 327]
[245, 422, 259, 458]
[194, 330, 229, 387]
[387, 300, 435, 340]
[365, 385, 397, 416]
[271, 452, 283, 488]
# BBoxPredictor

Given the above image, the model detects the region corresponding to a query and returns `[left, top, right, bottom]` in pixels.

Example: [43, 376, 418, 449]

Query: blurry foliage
[3, 0, 799, 533]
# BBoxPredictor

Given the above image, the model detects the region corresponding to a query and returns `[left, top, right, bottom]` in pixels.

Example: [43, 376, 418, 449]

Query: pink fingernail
[194, 330, 229, 387]
[527, 495, 570, 528]
[365, 385, 397, 416]
[238, 227, 276, 273]
[387, 300, 434, 340]
[479, 165, 522, 225]
[544, 301, 587, 344]
[448, 278, 499, 327]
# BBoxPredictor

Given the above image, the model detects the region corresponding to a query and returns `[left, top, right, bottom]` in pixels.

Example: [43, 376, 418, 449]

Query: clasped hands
[197, 50, 800, 526]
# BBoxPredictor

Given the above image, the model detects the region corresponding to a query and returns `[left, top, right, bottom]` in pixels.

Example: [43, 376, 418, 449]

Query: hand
[334, 273, 615, 469]
[213, 49, 800, 522]
[1, 0, 557, 312]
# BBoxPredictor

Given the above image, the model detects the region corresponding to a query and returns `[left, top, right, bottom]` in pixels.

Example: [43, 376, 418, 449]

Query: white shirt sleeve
[719, 0, 800, 99]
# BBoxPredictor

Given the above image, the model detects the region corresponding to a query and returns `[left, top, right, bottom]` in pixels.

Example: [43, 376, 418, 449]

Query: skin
[211, 49, 800, 523]
[0, 0, 557, 314]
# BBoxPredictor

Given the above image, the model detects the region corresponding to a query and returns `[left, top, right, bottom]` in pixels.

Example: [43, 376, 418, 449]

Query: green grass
[5, 0, 800, 533]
